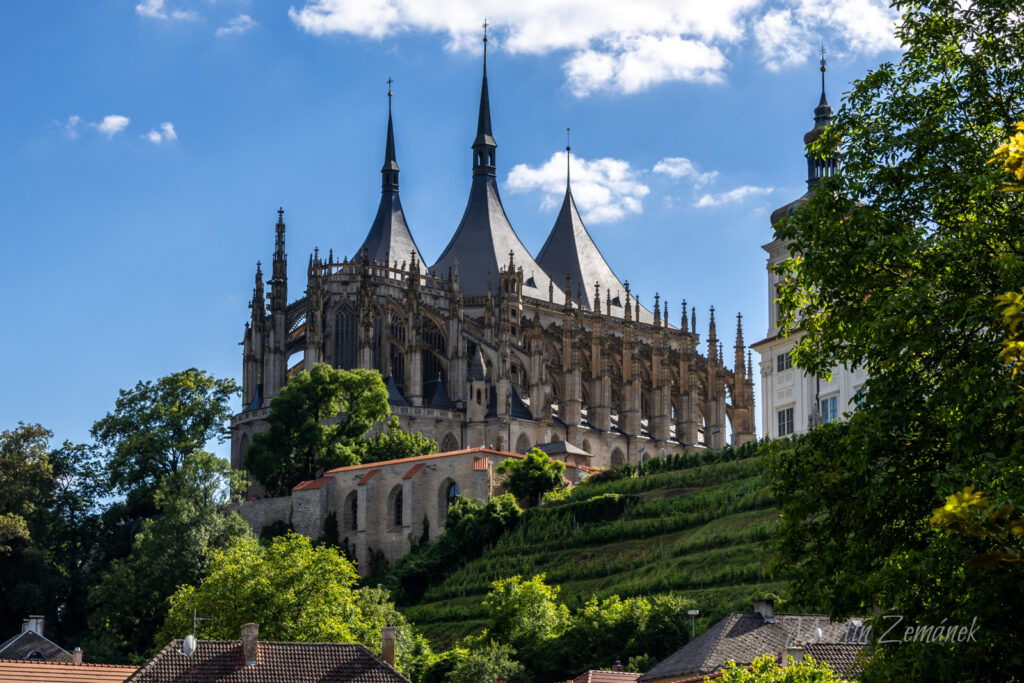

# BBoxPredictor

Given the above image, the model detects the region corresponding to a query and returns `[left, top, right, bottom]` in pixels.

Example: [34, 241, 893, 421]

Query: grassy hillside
[395, 446, 786, 647]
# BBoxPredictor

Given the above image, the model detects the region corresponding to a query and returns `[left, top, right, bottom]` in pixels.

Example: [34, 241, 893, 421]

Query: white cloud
[287, 0, 900, 95]
[136, 0, 198, 21]
[507, 151, 650, 224]
[652, 157, 718, 186]
[62, 115, 81, 140]
[95, 115, 131, 138]
[216, 14, 257, 37]
[144, 122, 179, 143]
[694, 185, 774, 207]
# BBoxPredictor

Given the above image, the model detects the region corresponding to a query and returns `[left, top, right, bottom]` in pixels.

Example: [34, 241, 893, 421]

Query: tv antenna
[181, 610, 211, 658]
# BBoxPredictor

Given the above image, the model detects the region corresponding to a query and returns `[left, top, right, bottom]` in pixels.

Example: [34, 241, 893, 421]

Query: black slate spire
[473, 21, 497, 177]
[382, 79, 399, 192]
[356, 85, 425, 266]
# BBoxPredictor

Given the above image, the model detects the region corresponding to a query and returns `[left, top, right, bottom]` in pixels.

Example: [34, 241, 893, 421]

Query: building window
[447, 481, 460, 507]
[393, 488, 403, 527]
[821, 395, 838, 424]
[776, 353, 792, 372]
[778, 407, 794, 436]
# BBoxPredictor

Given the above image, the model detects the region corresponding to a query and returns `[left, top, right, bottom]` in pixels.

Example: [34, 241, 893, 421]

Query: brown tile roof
[802, 642, 867, 679]
[126, 641, 409, 683]
[293, 476, 333, 491]
[0, 659, 136, 682]
[401, 463, 425, 479]
[356, 469, 381, 485]
[0, 629, 72, 662]
[472, 457, 488, 471]
[571, 670, 642, 683]
[640, 613, 860, 681]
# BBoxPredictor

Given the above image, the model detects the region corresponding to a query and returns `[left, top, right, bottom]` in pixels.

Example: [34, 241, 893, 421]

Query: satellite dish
[183, 634, 197, 657]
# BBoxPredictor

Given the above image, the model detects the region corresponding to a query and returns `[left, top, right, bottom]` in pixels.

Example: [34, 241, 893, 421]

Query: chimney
[22, 616, 44, 635]
[611, 659, 624, 672]
[754, 599, 775, 622]
[381, 625, 396, 667]
[782, 645, 804, 667]
[73, 648, 83, 665]
[241, 623, 259, 666]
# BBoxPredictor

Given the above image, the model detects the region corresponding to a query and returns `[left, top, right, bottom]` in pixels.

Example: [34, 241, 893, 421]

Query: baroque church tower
[232, 37, 756, 479]
[752, 51, 867, 439]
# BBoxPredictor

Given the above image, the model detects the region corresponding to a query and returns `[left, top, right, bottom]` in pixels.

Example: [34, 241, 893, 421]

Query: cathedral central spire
[805, 45, 836, 189]
[382, 78, 399, 193]
[473, 20, 497, 177]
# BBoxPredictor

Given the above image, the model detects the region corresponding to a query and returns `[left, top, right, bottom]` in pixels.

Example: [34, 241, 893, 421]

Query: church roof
[356, 99, 425, 267]
[431, 44, 562, 300]
[536, 185, 654, 323]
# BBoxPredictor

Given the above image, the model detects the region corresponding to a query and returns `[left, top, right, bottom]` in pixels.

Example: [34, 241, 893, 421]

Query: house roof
[322, 447, 598, 480]
[802, 643, 867, 679]
[401, 463, 425, 479]
[0, 629, 72, 662]
[0, 659, 136, 683]
[640, 612, 859, 681]
[570, 670, 641, 683]
[293, 477, 332, 491]
[126, 641, 409, 683]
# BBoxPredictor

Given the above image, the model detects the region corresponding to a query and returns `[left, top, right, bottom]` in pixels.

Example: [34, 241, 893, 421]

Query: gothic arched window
[440, 433, 459, 452]
[447, 481, 460, 506]
[334, 303, 357, 370]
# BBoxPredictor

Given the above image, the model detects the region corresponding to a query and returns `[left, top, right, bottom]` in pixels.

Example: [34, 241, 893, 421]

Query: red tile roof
[0, 659, 137, 683]
[356, 469, 381, 485]
[292, 476, 332, 491]
[401, 463, 425, 479]
[326, 447, 519, 474]
[126, 641, 409, 683]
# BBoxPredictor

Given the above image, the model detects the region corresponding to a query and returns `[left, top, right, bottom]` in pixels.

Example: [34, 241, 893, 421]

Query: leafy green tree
[0, 426, 108, 643]
[245, 363, 389, 494]
[380, 493, 521, 604]
[88, 452, 247, 662]
[363, 416, 436, 463]
[160, 533, 431, 677]
[765, 1, 1024, 679]
[715, 654, 844, 682]
[483, 573, 569, 646]
[91, 369, 238, 516]
[445, 640, 522, 683]
[0, 423, 53, 551]
[496, 448, 566, 507]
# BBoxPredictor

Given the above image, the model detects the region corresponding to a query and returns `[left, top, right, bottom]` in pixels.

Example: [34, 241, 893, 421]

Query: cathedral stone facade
[229, 45, 756, 479]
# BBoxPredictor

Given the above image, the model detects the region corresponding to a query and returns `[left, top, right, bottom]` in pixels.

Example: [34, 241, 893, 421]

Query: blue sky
[0, 0, 902, 452]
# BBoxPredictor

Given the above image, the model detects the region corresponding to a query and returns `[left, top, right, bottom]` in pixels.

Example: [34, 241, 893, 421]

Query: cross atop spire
[566, 127, 571, 188]
[818, 43, 828, 105]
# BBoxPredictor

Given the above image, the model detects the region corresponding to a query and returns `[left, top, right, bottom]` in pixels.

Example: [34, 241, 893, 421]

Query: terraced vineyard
[396, 446, 787, 647]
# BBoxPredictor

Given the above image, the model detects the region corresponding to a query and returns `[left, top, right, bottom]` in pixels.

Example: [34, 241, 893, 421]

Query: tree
[0, 425, 108, 642]
[715, 654, 844, 682]
[88, 452, 247, 662]
[363, 416, 436, 464]
[245, 363, 389, 494]
[160, 533, 432, 677]
[483, 573, 569, 646]
[444, 640, 522, 683]
[765, 1, 1024, 679]
[91, 369, 238, 516]
[496, 448, 566, 507]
